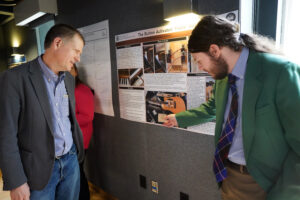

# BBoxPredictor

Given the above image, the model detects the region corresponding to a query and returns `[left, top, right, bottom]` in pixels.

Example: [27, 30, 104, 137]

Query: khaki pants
[221, 165, 267, 200]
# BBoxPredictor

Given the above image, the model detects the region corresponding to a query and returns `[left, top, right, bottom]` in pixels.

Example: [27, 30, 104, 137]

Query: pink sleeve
[75, 84, 94, 126]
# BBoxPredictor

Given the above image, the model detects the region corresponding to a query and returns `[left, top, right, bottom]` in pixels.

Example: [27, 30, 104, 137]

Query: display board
[115, 23, 216, 135]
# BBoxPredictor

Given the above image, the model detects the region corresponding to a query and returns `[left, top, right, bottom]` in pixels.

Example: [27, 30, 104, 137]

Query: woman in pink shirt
[71, 64, 94, 200]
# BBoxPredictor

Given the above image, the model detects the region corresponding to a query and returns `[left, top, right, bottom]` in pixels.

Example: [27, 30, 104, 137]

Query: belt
[55, 154, 64, 160]
[55, 149, 71, 160]
[226, 159, 249, 174]
[55, 150, 72, 160]
[55, 144, 77, 160]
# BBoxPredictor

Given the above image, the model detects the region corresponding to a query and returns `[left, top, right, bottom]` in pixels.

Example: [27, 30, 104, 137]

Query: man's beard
[209, 54, 229, 80]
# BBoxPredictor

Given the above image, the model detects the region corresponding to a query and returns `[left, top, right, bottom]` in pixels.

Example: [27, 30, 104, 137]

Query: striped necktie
[213, 74, 238, 182]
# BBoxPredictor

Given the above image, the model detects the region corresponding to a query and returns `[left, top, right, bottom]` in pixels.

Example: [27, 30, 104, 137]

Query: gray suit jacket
[0, 58, 84, 190]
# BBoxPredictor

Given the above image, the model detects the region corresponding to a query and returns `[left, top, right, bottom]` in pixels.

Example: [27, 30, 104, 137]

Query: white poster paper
[78, 20, 114, 116]
[119, 89, 146, 122]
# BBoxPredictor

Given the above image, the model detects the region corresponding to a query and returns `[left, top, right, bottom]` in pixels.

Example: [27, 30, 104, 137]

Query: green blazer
[176, 50, 300, 199]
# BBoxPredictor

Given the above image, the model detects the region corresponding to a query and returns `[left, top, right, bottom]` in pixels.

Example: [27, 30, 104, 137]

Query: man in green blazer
[164, 16, 300, 200]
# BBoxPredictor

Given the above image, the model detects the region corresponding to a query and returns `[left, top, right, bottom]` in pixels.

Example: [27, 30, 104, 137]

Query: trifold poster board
[77, 20, 114, 116]
[115, 23, 215, 135]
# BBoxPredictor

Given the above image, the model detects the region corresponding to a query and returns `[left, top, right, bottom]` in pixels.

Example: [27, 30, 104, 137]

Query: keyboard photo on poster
[118, 68, 144, 87]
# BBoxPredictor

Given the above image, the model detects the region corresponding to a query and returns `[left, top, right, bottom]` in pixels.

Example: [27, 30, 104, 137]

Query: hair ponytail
[188, 16, 282, 55]
[240, 33, 282, 55]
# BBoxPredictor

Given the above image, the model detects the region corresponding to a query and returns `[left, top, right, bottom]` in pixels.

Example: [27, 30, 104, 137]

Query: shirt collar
[38, 56, 65, 83]
[231, 47, 249, 80]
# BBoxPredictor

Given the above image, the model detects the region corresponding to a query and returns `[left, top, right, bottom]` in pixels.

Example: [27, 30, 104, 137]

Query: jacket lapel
[64, 73, 76, 118]
[28, 58, 54, 135]
[214, 78, 229, 144]
[242, 51, 263, 162]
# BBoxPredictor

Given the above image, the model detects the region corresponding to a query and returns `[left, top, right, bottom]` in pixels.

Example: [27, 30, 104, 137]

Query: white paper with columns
[78, 20, 114, 116]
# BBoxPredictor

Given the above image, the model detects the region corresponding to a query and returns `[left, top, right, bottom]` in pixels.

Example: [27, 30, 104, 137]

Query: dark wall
[0, 26, 6, 72]
[56, 1, 238, 199]
[197, 0, 239, 15]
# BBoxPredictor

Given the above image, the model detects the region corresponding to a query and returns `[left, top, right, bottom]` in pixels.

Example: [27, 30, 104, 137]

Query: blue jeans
[30, 144, 80, 200]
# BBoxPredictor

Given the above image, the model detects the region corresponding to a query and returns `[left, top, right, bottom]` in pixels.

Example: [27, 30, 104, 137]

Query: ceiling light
[165, 13, 200, 22]
[163, 0, 199, 26]
[14, 0, 57, 26]
[16, 12, 46, 26]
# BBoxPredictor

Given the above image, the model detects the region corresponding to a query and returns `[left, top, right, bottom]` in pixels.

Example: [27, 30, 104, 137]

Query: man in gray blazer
[0, 24, 85, 200]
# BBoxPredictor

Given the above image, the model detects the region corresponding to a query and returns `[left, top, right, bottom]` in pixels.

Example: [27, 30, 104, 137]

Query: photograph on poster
[143, 38, 188, 74]
[166, 39, 188, 73]
[143, 45, 155, 73]
[118, 68, 144, 87]
[146, 91, 187, 124]
[206, 76, 214, 101]
[154, 43, 167, 73]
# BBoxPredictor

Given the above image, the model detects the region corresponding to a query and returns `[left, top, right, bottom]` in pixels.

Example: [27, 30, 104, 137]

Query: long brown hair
[188, 15, 281, 54]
